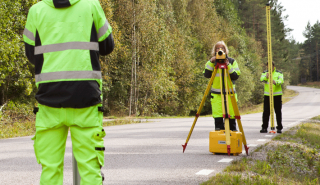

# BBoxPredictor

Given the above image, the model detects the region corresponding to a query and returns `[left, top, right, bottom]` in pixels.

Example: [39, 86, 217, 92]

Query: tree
[0, 0, 36, 106]
[1, 0, 301, 118]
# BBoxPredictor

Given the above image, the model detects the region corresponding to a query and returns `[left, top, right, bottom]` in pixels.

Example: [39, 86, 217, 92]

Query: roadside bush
[0, 101, 35, 123]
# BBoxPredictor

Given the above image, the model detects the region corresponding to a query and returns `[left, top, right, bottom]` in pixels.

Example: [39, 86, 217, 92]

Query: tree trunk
[310, 42, 312, 81]
[135, 33, 139, 115]
[253, 3, 255, 38]
[129, 0, 136, 116]
[317, 42, 319, 81]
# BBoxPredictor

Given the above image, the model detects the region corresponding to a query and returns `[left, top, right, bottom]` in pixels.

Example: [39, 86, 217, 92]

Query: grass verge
[298, 81, 320, 89]
[103, 118, 146, 127]
[201, 116, 320, 185]
[0, 121, 35, 139]
[0, 88, 299, 139]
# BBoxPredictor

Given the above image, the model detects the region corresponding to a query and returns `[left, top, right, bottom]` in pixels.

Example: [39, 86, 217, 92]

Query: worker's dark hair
[266, 61, 275, 66]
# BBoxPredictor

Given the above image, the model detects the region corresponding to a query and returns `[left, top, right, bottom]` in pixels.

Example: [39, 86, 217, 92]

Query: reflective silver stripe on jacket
[98, 20, 110, 40]
[23, 28, 35, 41]
[264, 91, 282, 95]
[211, 87, 236, 93]
[228, 67, 234, 73]
[34, 42, 99, 55]
[206, 64, 214, 71]
[35, 71, 102, 83]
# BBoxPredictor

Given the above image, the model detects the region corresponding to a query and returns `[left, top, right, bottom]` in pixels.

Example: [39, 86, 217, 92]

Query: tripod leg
[223, 68, 231, 156]
[226, 70, 249, 155]
[219, 67, 231, 156]
[182, 67, 218, 153]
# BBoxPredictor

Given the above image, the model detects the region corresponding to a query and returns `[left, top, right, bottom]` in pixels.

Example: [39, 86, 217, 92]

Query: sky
[277, 0, 320, 43]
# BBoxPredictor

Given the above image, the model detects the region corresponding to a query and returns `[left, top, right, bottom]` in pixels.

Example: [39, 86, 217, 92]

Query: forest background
[1, 0, 320, 123]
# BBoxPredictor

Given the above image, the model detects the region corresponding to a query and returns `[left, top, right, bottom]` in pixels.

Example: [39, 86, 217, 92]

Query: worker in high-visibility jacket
[203, 41, 241, 131]
[23, 0, 114, 184]
[260, 61, 284, 133]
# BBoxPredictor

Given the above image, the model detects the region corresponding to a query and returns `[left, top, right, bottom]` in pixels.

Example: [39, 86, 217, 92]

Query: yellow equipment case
[209, 130, 242, 155]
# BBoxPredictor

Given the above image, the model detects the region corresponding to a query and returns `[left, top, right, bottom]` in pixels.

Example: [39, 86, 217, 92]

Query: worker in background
[203, 41, 241, 131]
[260, 61, 284, 133]
[23, 0, 114, 184]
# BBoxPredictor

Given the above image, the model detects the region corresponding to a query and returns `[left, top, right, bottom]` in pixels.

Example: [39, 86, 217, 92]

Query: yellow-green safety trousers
[210, 93, 237, 119]
[32, 104, 105, 185]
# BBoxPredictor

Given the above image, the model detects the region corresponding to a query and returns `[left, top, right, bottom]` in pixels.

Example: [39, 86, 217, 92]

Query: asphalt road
[0, 86, 320, 185]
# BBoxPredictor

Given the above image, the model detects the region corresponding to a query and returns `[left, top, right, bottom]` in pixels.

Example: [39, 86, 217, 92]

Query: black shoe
[101, 171, 105, 181]
[260, 129, 267, 133]
[277, 130, 282, 133]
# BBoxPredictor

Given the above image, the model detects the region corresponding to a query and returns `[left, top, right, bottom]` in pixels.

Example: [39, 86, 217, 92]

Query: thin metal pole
[72, 152, 81, 185]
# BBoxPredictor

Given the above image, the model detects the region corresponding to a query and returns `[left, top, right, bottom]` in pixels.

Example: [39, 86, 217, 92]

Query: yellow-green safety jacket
[260, 67, 284, 96]
[23, 0, 114, 108]
[203, 57, 241, 94]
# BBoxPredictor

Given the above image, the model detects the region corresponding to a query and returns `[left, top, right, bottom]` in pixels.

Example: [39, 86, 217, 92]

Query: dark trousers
[262, 95, 283, 130]
[215, 117, 237, 131]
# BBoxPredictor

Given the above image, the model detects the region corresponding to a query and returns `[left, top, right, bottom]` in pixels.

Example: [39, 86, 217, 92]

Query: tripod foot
[182, 143, 187, 153]
[269, 130, 276, 134]
[244, 145, 249, 156]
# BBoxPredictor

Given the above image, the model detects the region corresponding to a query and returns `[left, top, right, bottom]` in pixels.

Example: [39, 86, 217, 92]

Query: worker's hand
[225, 58, 229, 65]
[266, 73, 269, 78]
[273, 80, 276, 85]
[210, 56, 216, 63]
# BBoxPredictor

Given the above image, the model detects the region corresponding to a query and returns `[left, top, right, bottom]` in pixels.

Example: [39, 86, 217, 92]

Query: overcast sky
[277, 0, 320, 43]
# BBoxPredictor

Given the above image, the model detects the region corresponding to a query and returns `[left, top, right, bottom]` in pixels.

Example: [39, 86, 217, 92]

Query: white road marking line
[218, 158, 233, 163]
[265, 135, 273, 137]
[247, 144, 258, 147]
[257, 139, 266, 141]
[195, 169, 214, 175]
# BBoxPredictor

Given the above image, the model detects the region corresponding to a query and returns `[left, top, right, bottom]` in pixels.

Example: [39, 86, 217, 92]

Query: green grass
[311, 115, 320, 121]
[201, 116, 320, 185]
[201, 173, 280, 185]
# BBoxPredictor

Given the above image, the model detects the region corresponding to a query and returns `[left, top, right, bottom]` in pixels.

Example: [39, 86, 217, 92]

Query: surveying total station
[182, 49, 249, 156]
